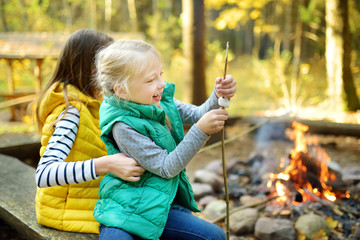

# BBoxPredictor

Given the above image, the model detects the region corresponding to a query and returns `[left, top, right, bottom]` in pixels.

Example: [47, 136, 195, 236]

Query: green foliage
[166, 48, 328, 116]
[299, 3, 322, 24]
[206, 0, 284, 31]
[146, 12, 182, 66]
[349, 0, 360, 33]
[0, 59, 7, 91]
[206, 40, 235, 67]
[1, 0, 53, 31]
[0, 0, 359, 119]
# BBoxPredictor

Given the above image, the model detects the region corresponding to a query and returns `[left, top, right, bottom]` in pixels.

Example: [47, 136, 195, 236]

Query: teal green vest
[94, 82, 199, 240]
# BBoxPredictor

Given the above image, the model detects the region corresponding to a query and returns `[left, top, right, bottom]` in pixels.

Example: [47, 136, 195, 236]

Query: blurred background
[0, 0, 359, 134]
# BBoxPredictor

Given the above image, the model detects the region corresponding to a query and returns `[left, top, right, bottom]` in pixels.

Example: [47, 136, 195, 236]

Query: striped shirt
[35, 106, 97, 188]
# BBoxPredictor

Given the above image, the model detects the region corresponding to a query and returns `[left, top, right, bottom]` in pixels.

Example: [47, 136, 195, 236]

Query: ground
[0, 109, 359, 239]
[188, 119, 360, 180]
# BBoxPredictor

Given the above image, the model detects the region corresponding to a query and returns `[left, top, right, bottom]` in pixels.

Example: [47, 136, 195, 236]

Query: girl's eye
[160, 72, 164, 76]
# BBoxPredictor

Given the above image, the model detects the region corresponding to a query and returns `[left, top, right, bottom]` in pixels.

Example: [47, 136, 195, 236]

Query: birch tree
[325, 0, 360, 111]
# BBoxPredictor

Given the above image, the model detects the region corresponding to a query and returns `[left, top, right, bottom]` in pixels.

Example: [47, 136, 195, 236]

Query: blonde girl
[94, 39, 236, 240]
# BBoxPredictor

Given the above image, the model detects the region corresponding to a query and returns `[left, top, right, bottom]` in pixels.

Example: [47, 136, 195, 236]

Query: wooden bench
[0, 154, 98, 240]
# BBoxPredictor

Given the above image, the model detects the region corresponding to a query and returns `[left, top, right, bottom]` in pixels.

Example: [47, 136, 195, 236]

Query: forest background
[0, 0, 360, 129]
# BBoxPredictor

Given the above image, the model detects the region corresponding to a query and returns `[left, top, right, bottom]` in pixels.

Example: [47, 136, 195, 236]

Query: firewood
[304, 189, 360, 217]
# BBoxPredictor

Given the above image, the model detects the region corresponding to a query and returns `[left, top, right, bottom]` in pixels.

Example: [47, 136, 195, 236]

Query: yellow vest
[35, 82, 107, 233]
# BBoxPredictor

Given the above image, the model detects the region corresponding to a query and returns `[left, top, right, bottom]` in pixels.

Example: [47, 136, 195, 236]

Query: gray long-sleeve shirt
[112, 90, 221, 179]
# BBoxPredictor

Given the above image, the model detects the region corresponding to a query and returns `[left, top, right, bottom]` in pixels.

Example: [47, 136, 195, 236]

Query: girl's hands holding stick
[196, 108, 228, 135]
[196, 74, 236, 135]
[215, 75, 236, 99]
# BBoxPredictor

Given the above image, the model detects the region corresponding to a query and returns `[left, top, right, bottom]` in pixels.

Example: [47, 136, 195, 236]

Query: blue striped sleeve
[35, 106, 99, 188]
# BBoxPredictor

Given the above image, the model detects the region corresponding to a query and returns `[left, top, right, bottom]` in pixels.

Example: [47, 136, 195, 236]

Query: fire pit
[190, 119, 360, 239]
[267, 121, 349, 206]
[264, 121, 358, 238]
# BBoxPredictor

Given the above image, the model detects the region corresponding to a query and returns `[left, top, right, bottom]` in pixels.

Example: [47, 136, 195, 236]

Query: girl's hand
[195, 108, 228, 135]
[95, 153, 145, 182]
[215, 75, 236, 99]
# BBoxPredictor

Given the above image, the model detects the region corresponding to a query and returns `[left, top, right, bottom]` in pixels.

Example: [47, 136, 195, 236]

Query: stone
[191, 182, 213, 200]
[295, 214, 331, 239]
[239, 195, 265, 205]
[194, 169, 224, 193]
[229, 208, 258, 235]
[202, 199, 226, 221]
[204, 159, 223, 175]
[342, 167, 360, 182]
[254, 217, 296, 240]
[198, 195, 218, 207]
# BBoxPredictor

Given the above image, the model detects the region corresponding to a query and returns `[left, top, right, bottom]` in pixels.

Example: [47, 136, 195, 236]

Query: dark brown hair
[31, 29, 113, 133]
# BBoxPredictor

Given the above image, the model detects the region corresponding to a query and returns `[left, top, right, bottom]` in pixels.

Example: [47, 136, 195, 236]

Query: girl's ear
[113, 84, 127, 99]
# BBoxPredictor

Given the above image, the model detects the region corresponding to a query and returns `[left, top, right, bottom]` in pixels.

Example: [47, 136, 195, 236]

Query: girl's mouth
[153, 94, 162, 101]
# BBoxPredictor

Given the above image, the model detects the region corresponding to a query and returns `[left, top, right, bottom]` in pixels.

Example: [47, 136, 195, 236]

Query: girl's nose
[158, 78, 166, 88]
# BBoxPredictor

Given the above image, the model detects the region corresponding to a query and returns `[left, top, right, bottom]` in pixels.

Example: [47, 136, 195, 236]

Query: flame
[275, 181, 287, 203]
[267, 121, 347, 206]
[290, 121, 309, 156]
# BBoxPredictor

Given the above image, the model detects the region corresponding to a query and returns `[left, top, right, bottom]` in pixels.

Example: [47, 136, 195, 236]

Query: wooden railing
[0, 55, 57, 121]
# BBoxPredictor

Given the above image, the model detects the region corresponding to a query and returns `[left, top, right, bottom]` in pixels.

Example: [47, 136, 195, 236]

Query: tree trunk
[282, 1, 293, 53]
[19, 0, 27, 30]
[104, 0, 112, 32]
[325, 0, 360, 111]
[340, 0, 360, 111]
[290, 0, 304, 108]
[127, 0, 137, 32]
[326, 0, 344, 111]
[182, 0, 207, 105]
[64, 0, 73, 30]
[0, 0, 9, 31]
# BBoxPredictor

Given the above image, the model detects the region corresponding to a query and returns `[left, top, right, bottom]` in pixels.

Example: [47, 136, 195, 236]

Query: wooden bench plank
[0, 154, 98, 240]
[0, 134, 41, 168]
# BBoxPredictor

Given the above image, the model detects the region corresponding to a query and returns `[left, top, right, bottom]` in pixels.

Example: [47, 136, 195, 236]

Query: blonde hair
[95, 40, 160, 97]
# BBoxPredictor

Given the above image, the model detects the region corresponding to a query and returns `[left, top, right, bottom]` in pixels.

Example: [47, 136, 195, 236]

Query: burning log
[288, 151, 323, 192]
[304, 188, 360, 217]
[269, 178, 304, 203]
[266, 121, 350, 206]
[289, 151, 349, 199]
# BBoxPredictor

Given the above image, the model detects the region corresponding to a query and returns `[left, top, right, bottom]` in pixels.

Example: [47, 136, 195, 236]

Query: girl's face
[126, 55, 165, 107]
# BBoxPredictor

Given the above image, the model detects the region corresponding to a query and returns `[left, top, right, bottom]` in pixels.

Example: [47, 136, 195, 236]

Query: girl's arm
[112, 122, 209, 179]
[176, 75, 236, 125]
[35, 106, 97, 187]
[36, 106, 143, 188]
[175, 90, 220, 125]
[109, 76, 235, 180]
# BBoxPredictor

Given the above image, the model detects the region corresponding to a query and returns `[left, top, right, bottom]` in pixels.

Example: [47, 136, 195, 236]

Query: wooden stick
[304, 189, 360, 216]
[221, 41, 230, 240]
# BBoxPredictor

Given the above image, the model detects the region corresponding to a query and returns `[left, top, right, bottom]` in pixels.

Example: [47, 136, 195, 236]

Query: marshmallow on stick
[218, 97, 230, 108]
[218, 41, 230, 109]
